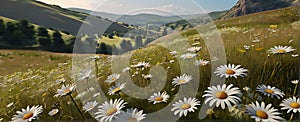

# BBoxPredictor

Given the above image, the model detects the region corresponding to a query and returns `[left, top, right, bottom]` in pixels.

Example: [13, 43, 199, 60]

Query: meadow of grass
[0, 6, 300, 122]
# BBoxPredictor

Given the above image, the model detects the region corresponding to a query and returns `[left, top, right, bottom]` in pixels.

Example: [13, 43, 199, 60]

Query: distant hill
[0, 0, 130, 35]
[68, 8, 206, 25]
[164, 10, 228, 30]
[222, 0, 299, 19]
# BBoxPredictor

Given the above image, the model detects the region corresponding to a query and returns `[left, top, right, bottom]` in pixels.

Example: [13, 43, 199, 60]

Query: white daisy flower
[83, 101, 98, 112]
[187, 46, 201, 53]
[54, 84, 76, 97]
[142, 74, 153, 79]
[202, 84, 242, 109]
[292, 54, 299, 57]
[192, 42, 200, 46]
[95, 99, 127, 122]
[243, 45, 250, 50]
[245, 101, 284, 122]
[256, 85, 285, 99]
[180, 53, 197, 60]
[89, 55, 102, 60]
[78, 68, 94, 81]
[171, 97, 201, 117]
[108, 83, 126, 95]
[194, 59, 210, 66]
[169, 60, 175, 63]
[55, 78, 66, 84]
[48, 109, 59, 116]
[280, 97, 300, 113]
[122, 67, 130, 73]
[243, 86, 251, 92]
[291, 80, 299, 84]
[214, 64, 248, 79]
[169, 51, 177, 55]
[172, 74, 193, 86]
[114, 108, 146, 122]
[252, 39, 260, 43]
[12, 105, 43, 122]
[7, 102, 14, 108]
[131, 62, 150, 68]
[93, 92, 101, 98]
[267, 45, 296, 54]
[105, 74, 120, 83]
[148, 92, 170, 104]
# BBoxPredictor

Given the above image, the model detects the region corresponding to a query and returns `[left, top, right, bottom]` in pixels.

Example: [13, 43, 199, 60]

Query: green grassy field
[0, 6, 300, 122]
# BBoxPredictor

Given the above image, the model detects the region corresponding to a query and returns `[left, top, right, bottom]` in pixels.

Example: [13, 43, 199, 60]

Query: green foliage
[135, 35, 143, 48]
[0, 19, 5, 35]
[37, 27, 50, 38]
[37, 36, 51, 46]
[18, 19, 36, 45]
[119, 39, 133, 54]
[52, 30, 65, 48]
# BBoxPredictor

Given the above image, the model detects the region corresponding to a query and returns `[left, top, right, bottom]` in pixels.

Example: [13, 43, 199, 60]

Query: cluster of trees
[117, 35, 154, 54]
[0, 19, 69, 52]
[73, 34, 115, 55]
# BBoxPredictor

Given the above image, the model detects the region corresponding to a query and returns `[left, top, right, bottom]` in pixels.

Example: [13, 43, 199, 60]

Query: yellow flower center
[113, 88, 121, 93]
[112, 77, 116, 81]
[186, 56, 193, 59]
[23, 112, 34, 120]
[225, 70, 235, 75]
[181, 104, 191, 109]
[127, 118, 138, 122]
[64, 89, 71, 94]
[179, 80, 186, 84]
[264, 89, 274, 94]
[89, 105, 95, 109]
[155, 96, 164, 101]
[277, 49, 286, 53]
[256, 110, 268, 119]
[106, 108, 118, 116]
[290, 102, 300, 108]
[215, 91, 228, 99]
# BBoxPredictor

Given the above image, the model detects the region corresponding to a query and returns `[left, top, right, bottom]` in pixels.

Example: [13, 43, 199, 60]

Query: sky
[37, 0, 239, 15]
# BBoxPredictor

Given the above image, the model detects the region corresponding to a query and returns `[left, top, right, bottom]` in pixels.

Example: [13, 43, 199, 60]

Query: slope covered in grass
[0, 0, 129, 35]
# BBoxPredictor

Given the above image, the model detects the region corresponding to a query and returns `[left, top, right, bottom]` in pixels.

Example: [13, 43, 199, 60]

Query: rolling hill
[0, 0, 130, 35]
[68, 8, 208, 25]
[222, 0, 299, 19]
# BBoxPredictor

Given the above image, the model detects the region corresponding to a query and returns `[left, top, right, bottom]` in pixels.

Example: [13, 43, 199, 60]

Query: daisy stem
[69, 94, 86, 119]
[292, 83, 298, 96]
[289, 113, 294, 121]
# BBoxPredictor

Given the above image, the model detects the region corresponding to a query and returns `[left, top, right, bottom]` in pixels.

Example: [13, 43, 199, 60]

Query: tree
[36, 27, 51, 46]
[135, 35, 143, 48]
[162, 27, 168, 36]
[3, 22, 22, 45]
[52, 30, 65, 48]
[120, 39, 133, 53]
[18, 19, 36, 45]
[37, 27, 50, 38]
[108, 33, 114, 39]
[0, 19, 5, 35]
[85, 35, 97, 47]
[37, 36, 51, 46]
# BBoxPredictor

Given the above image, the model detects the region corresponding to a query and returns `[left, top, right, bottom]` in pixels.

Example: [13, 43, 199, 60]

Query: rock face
[222, 0, 298, 19]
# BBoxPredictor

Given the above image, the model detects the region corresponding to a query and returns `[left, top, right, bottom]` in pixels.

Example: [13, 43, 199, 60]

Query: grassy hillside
[0, 5, 300, 122]
[0, 0, 129, 35]
[0, 16, 73, 41]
